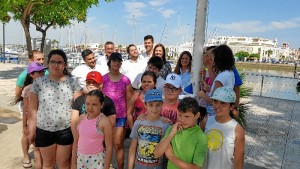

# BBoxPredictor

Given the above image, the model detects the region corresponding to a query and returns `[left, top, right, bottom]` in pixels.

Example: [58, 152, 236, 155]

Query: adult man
[132, 56, 165, 91]
[71, 49, 102, 89]
[141, 35, 154, 60]
[96, 41, 115, 74]
[121, 44, 147, 84]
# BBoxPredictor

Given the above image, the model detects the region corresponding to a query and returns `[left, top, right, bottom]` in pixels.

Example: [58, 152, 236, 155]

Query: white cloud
[215, 18, 300, 33]
[149, 0, 169, 7]
[123, 1, 146, 19]
[160, 9, 175, 19]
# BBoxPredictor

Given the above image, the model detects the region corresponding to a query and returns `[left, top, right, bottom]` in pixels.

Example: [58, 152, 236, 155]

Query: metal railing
[244, 73, 300, 101]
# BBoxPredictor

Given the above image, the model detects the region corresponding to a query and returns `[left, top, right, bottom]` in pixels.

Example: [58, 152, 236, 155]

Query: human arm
[128, 139, 138, 169]
[165, 145, 202, 169]
[153, 123, 182, 158]
[234, 125, 245, 169]
[22, 96, 29, 135]
[101, 116, 113, 169]
[27, 91, 38, 144]
[198, 80, 223, 105]
[200, 116, 208, 132]
[71, 114, 84, 169]
[126, 92, 138, 129]
[15, 86, 23, 99]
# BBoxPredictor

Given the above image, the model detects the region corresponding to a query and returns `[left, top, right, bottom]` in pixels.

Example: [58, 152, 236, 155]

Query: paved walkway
[0, 63, 299, 169]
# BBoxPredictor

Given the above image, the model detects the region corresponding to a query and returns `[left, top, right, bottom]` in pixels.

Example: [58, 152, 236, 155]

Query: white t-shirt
[121, 56, 147, 83]
[141, 51, 152, 61]
[71, 64, 103, 88]
[210, 70, 235, 93]
[96, 55, 109, 75]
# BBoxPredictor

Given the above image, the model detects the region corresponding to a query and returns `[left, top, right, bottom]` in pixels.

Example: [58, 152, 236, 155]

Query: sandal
[22, 160, 32, 168]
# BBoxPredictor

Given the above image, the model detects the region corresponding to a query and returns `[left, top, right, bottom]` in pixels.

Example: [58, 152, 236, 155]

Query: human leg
[56, 144, 72, 169]
[33, 146, 42, 169]
[21, 133, 30, 163]
[114, 127, 125, 169]
[39, 144, 56, 169]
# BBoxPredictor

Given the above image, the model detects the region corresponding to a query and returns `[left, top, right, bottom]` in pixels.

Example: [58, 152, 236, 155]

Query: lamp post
[2, 23, 5, 64]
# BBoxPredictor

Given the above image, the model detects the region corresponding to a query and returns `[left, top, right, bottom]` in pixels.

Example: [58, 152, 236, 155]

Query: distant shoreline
[236, 62, 298, 71]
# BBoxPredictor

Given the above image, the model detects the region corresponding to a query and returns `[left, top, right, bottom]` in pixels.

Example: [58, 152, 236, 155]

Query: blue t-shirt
[233, 67, 243, 87]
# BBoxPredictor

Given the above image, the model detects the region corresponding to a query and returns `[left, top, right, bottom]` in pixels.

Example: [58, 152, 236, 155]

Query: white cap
[165, 73, 182, 88]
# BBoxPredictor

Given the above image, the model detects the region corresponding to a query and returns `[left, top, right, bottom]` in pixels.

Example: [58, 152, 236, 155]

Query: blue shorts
[115, 118, 126, 127]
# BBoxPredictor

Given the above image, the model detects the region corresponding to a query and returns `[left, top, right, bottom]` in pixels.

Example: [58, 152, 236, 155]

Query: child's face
[85, 95, 103, 117]
[164, 84, 182, 100]
[177, 111, 199, 129]
[141, 75, 155, 91]
[145, 101, 163, 117]
[212, 99, 234, 116]
[86, 80, 102, 91]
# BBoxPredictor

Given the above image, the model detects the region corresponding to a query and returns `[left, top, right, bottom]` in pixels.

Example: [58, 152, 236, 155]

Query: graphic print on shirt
[136, 125, 163, 165]
[206, 129, 224, 150]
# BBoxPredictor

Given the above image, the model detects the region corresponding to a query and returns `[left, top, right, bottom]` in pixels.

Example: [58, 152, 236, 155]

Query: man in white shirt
[121, 44, 147, 84]
[132, 56, 165, 92]
[96, 41, 115, 74]
[141, 35, 154, 60]
[71, 49, 102, 89]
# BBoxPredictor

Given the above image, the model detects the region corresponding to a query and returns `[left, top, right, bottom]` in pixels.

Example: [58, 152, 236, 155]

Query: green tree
[235, 51, 249, 61]
[0, 0, 112, 55]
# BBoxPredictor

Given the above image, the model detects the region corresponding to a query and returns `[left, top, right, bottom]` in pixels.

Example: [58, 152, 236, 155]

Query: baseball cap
[144, 89, 163, 102]
[86, 71, 103, 84]
[165, 73, 182, 88]
[210, 86, 236, 103]
[109, 52, 123, 61]
[27, 62, 46, 74]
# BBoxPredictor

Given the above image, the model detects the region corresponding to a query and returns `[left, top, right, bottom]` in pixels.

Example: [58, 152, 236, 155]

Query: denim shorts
[115, 118, 127, 127]
[35, 127, 73, 147]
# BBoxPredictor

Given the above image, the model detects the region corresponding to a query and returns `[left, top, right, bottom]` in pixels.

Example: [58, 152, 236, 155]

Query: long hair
[11, 74, 33, 105]
[174, 51, 192, 74]
[153, 43, 167, 64]
[213, 45, 235, 73]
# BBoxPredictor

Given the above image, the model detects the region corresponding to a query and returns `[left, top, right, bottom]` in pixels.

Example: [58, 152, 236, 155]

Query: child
[201, 86, 245, 169]
[21, 62, 46, 168]
[72, 90, 113, 169]
[154, 97, 208, 169]
[161, 73, 182, 124]
[128, 89, 170, 169]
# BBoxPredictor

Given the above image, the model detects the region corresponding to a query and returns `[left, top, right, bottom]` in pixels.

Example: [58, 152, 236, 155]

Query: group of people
[13, 34, 245, 169]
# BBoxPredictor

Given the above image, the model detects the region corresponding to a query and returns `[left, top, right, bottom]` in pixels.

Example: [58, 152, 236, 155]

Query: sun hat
[27, 62, 46, 74]
[165, 73, 182, 88]
[86, 71, 103, 84]
[144, 89, 163, 102]
[210, 86, 236, 103]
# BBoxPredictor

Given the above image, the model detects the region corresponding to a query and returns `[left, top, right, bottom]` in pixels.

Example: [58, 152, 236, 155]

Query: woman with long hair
[174, 51, 193, 94]
[153, 43, 172, 80]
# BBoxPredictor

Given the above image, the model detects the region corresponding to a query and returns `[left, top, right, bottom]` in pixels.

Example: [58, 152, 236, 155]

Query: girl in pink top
[72, 90, 113, 169]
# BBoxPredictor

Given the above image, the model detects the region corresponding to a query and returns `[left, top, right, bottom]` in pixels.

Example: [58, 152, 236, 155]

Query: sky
[1, 0, 300, 49]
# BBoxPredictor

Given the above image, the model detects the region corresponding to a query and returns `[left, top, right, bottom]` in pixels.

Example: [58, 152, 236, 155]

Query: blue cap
[144, 89, 163, 102]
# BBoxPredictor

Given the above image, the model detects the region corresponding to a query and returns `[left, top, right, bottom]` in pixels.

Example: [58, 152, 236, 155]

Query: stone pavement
[0, 63, 299, 169]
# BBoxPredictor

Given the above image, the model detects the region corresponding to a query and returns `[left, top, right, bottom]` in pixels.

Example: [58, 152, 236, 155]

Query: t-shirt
[96, 55, 110, 75]
[233, 67, 243, 87]
[160, 101, 179, 124]
[203, 116, 238, 169]
[180, 68, 193, 94]
[72, 94, 116, 116]
[102, 74, 131, 118]
[71, 64, 103, 88]
[16, 69, 49, 87]
[163, 125, 208, 169]
[130, 118, 170, 169]
[30, 75, 82, 131]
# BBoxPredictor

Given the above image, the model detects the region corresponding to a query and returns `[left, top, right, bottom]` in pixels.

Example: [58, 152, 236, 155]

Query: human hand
[161, 117, 172, 124]
[23, 126, 29, 136]
[27, 128, 36, 145]
[198, 90, 206, 98]
[165, 145, 174, 159]
[169, 122, 183, 137]
[137, 113, 147, 121]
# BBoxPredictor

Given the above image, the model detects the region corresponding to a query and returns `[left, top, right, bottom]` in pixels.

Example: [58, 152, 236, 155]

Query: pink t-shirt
[78, 114, 104, 155]
[160, 101, 179, 124]
[102, 74, 131, 118]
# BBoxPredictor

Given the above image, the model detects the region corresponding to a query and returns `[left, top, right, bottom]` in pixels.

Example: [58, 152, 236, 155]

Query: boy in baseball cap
[161, 73, 182, 124]
[128, 89, 170, 169]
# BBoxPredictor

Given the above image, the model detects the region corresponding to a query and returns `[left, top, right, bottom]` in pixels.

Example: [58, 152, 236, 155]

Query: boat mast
[192, 0, 208, 95]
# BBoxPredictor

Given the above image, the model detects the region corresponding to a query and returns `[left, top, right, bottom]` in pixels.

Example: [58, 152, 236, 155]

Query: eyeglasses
[164, 86, 180, 93]
[49, 60, 65, 66]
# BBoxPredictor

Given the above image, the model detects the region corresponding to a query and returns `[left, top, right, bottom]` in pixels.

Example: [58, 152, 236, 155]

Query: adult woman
[127, 71, 157, 129]
[28, 50, 82, 169]
[153, 43, 172, 80]
[102, 52, 133, 169]
[174, 51, 193, 94]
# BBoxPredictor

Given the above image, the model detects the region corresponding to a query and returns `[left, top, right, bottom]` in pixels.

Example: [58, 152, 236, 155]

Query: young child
[21, 62, 46, 168]
[154, 97, 208, 169]
[72, 90, 113, 169]
[161, 73, 182, 124]
[128, 89, 170, 169]
[201, 86, 245, 169]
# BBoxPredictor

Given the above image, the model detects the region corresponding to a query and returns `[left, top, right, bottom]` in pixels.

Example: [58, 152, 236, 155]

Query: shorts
[77, 151, 105, 169]
[115, 118, 126, 127]
[35, 127, 73, 147]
